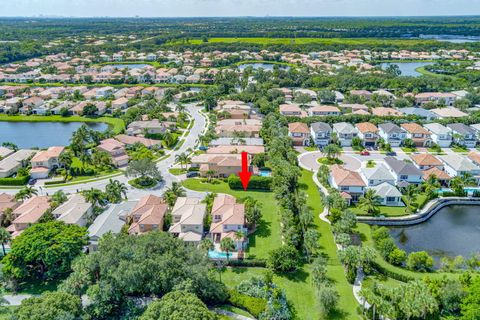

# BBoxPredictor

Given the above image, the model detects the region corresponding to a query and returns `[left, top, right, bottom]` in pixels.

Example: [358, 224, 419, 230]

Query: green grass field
[0, 114, 125, 134]
[180, 37, 440, 46]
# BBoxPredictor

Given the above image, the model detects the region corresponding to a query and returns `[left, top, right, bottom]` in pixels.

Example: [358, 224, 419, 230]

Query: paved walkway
[214, 309, 255, 320]
[3, 294, 33, 306]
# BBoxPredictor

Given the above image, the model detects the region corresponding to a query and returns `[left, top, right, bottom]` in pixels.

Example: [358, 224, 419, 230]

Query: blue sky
[2, 0, 480, 17]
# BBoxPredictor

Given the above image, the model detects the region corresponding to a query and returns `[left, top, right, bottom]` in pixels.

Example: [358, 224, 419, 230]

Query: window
[341, 186, 349, 191]
[386, 197, 396, 202]
[369, 180, 374, 185]
[400, 175, 408, 180]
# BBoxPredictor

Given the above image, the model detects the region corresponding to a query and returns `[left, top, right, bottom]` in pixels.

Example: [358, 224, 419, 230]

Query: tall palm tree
[359, 189, 382, 215]
[220, 237, 235, 262]
[323, 144, 341, 161]
[175, 153, 191, 170]
[0, 207, 13, 228]
[0, 227, 11, 256]
[15, 186, 38, 201]
[234, 230, 245, 254]
[404, 184, 418, 213]
[205, 170, 216, 182]
[82, 188, 105, 207]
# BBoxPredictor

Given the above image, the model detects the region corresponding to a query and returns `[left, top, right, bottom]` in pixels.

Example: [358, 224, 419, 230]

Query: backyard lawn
[182, 178, 282, 259]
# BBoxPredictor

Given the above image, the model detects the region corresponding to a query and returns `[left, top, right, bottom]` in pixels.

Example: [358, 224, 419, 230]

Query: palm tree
[404, 184, 418, 213]
[200, 238, 214, 252]
[0, 227, 11, 256]
[220, 237, 235, 262]
[205, 170, 216, 182]
[82, 188, 105, 207]
[422, 175, 440, 200]
[105, 179, 128, 203]
[234, 230, 245, 254]
[175, 153, 191, 170]
[323, 144, 341, 161]
[0, 207, 13, 228]
[163, 182, 186, 207]
[15, 186, 38, 201]
[59, 151, 73, 178]
[359, 189, 382, 215]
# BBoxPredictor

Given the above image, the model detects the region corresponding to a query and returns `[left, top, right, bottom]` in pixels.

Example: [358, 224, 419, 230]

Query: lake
[109, 63, 150, 69]
[419, 34, 480, 43]
[237, 63, 290, 71]
[380, 61, 434, 77]
[390, 205, 480, 262]
[0, 121, 108, 148]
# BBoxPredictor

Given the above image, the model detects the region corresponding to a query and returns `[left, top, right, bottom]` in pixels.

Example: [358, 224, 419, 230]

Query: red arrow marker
[238, 151, 252, 191]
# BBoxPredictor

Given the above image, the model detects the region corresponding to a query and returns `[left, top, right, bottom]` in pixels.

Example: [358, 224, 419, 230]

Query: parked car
[28, 179, 37, 185]
[386, 151, 397, 156]
[199, 146, 208, 151]
[360, 150, 370, 156]
[186, 171, 199, 178]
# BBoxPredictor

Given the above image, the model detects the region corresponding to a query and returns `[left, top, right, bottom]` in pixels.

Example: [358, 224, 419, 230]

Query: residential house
[439, 155, 480, 180]
[30, 146, 65, 179]
[210, 194, 247, 251]
[410, 153, 444, 171]
[97, 138, 129, 167]
[372, 107, 403, 117]
[370, 182, 403, 206]
[128, 195, 168, 235]
[431, 107, 468, 119]
[333, 122, 358, 147]
[215, 124, 261, 138]
[126, 119, 173, 136]
[401, 107, 438, 121]
[0, 193, 20, 221]
[0, 149, 37, 178]
[385, 156, 423, 186]
[88, 201, 136, 251]
[360, 164, 396, 187]
[7, 196, 50, 237]
[310, 122, 332, 148]
[191, 154, 245, 178]
[111, 97, 129, 110]
[206, 145, 265, 155]
[415, 92, 456, 107]
[53, 194, 92, 227]
[350, 90, 372, 100]
[209, 137, 264, 147]
[294, 89, 317, 101]
[400, 123, 432, 147]
[422, 167, 451, 186]
[423, 123, 453, 148]
[468, 151, 480, 167]
[288, 122, 311, 146]
[169, 197, 206, 245]
[115, 134, 162, 149]
[378, 123, 406, 147]
[0, 147, 14, 160]
[447, 123, 477, 148]
[355, 122, 379, 147]
[279, 104, 306, 117]
[307, 105, 341, 116]
[329, 165, 366, 202]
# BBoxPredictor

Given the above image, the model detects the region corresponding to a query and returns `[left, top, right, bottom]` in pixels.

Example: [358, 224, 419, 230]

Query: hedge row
[227, 174, 272, 191]
[371, 260, 415, 282]
[0, 175, 29, 186]
[228, 290, 266, 318]
[226, 259, 266, 268]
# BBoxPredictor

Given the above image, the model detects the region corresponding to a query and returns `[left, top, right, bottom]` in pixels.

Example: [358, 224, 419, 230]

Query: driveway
[298, 151, 362, 172]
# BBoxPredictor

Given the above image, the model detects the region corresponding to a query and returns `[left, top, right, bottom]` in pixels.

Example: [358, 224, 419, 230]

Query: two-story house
[169, 197, 206, 245]
[439, 155, 480, 181]
[400, 123, 432, 147]
[97, 138, 130, 167]
[310, 122, 332, 148]
[333, 122, 358, 147]
[360, 164, 396, 187]
[29, 146, 65, 179]
[128, 195, 168, 235]
[410, 153, 444, 171]
[447, 123, 477, 148]
[279, 104, 306, 117]
[288, 122, 311, 146]
[423, 123, 452, 148]
[385, 156, 423, 186]
[6, 196, 50, 237]
[378, 123, 406, 147]
[355, 122, 379, 147]
[307, 105, 341, 117]
[209, 194, 247, 251]
[329, 164, 366, 203]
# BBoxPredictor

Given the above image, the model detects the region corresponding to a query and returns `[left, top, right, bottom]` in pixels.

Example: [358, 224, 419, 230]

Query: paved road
[0, 103, 208, 201]
[298, 151, 362, 172]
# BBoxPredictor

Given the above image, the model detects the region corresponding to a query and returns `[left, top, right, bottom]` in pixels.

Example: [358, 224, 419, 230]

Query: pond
[379, 61, 434, 77]
[419, 34, 480, 43]
[108, 63, 150, 69]
[237, 63, 290, 71]
[0, 121, 108, 149]
[389, 205, 480, 263]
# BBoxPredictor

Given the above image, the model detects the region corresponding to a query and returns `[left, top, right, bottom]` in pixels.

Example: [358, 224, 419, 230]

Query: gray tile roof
[385, 157, 423, 176]
[333, 122, 357, 134]
[447, 123, 477, 135]
[88, 201, 137, 240]
[362, 164, 396, 181]
[371, 182, 403, 198]
[378, 123, 403, 134]
[311, 122, 332, 133]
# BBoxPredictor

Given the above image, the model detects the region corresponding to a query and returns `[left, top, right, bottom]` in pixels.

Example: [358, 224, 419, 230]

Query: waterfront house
[310, 122, 332, 148]
[378, 123, 406, 147]
[370, 182, 403, 206]
[355, 122, 379, 147]
[30, 146, 65, 179]
[410, 153, 444, 171]
[329, 165, 366, 202]
[400, 123, 432, 147]
[422, 167, 451, 186]
[288, 122, 311, 146]
[333, 122, 358, 147]
[423, 123, 453, 148]
[210, 194, 247, 251]
[128, 195, 168, 235]
[439, 154, 480, 180]
[169, 197, 206, 245]
[97, 138, 129, 167]
[0, 147, 14, 160]
[384, 156, 423, 186]
[447, 123, 477, 148]
[0, 149, 37, 178]
[115, 134, 162, 149]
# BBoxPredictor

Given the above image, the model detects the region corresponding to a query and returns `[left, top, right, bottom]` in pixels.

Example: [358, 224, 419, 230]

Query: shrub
[317, 284, 339, 316]
[228, 290, 266, 317]
[0, 175, 30, 186]
[227, 174, 272, 191]
[372, 226, 390, 242]
[407, 251, 434, 272]
[226, 259, 266, 268]
[371, 260, 415, 282]
[266, 245, 300, 272]
[388, 248, 407, 266]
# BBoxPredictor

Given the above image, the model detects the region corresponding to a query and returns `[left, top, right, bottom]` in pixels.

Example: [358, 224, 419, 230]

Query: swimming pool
[258, 170, 272, 177]
[208, 250, 233, 259]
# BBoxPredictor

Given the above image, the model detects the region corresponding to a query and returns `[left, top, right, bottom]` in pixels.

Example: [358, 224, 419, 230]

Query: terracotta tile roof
[355, 122, 378, 133]
[330, 165, 366, 187]
[468, 151, 480, 165]
[422, 167, 451, 180]
[288, 122, 309, 134]
[400, 123, 431, 135]
[31, 146, 64, 162]
[410, 154, 442, 166]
